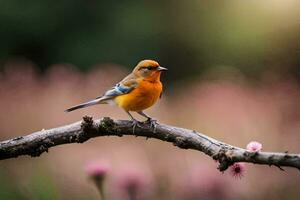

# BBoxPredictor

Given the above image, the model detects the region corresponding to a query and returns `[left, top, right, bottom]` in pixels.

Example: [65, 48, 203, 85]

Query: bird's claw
[131, 119, 141, 134]
[146, 118, 158, 132]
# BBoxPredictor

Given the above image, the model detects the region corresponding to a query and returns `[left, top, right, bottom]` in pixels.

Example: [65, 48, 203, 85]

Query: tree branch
[0, 116, 299, 171]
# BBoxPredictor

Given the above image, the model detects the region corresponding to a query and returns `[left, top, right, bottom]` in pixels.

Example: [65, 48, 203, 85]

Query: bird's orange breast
[114, 79, 162, 111]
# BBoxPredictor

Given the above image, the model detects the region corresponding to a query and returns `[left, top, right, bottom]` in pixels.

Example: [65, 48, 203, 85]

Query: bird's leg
[125, 111, 141, 134]
[137, 111, 158, 132]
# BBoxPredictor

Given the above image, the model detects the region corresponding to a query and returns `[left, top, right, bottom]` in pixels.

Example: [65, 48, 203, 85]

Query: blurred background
[0, 0, 300, 199]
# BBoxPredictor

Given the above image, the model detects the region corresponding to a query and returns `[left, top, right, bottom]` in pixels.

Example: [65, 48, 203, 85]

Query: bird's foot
[146, 118, 158, 133]
[131, 119, 142, 134]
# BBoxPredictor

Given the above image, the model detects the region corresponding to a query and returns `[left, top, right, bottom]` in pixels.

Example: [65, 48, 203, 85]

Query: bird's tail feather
[65, 98, 104, 112]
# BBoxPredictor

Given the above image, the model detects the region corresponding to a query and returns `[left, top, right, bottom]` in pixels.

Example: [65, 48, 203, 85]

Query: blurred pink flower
[85, 161, 110, 178]
[179, 166, 229, 199]
[230, 163, 245, 179]
[85, 161, 110, 199]
[246, 141, 262, 152]
[119, 172, 145, 190]
[116, 169, 149, 200]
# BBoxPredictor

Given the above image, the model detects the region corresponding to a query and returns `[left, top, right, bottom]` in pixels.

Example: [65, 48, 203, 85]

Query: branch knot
[174, 137, 189, 149]
[98, 117, 122, 136]
[78, 116, 95, 143]
[213, 148, 234, 172]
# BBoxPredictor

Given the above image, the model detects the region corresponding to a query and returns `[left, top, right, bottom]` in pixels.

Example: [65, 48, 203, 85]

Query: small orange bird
[65, 59, 167, 131]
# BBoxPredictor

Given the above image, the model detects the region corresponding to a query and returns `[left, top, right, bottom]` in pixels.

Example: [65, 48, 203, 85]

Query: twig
[0, 116, 299, 171]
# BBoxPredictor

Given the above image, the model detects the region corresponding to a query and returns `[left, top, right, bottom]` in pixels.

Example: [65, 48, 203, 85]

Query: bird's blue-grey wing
[96, 78, 137, 101]
[64, 77, 137, 112]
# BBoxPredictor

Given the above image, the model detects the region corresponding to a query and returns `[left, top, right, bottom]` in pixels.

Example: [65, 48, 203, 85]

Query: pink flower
[119, 172, 145, 191]
[179, 166, 229, 199]
[116, 169, 149, 200]
[85, 161, 110, 179]
[85, 161, 110, 199]
[246, 141, 262, 152]
[229, 163, 245, 179]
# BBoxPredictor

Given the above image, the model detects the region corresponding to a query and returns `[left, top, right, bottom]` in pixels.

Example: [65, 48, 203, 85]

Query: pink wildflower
[85, 161, 110, 179]
[116, 169, 149, 200]
[229, 163, 245, 179]
[179, 166, 228, 199]
[246, 141, 262, 152]
[85, 161, 110, 199]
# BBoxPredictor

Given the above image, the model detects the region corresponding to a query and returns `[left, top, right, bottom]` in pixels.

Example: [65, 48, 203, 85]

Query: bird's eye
[139, 66, 153, 71]
[146, 67, 153, 70]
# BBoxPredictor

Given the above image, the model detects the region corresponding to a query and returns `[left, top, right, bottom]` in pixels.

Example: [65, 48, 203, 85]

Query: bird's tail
[65, 98, 104, 112]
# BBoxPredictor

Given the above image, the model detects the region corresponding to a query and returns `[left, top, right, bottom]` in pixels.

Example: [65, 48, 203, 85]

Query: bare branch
[0, 116, 299, 171]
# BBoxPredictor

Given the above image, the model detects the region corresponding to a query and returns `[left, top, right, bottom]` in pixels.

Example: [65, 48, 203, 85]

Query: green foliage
[0, 0, 299, 81]
[0, 172, 25, 200]
[29, 170, 60, 200]
[0, 166, 59, 200]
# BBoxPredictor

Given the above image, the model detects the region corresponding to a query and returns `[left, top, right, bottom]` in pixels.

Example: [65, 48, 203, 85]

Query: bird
[65, 59, 167, 132]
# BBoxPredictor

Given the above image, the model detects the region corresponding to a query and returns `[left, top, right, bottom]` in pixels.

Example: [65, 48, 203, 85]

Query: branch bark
[0, 116, 299, 171]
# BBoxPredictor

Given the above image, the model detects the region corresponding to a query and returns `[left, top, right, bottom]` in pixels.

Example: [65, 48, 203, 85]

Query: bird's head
[133, 59, 167, 81]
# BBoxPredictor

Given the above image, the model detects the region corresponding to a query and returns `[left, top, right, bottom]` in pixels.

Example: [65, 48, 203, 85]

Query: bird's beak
[157, 66, 168, 71]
